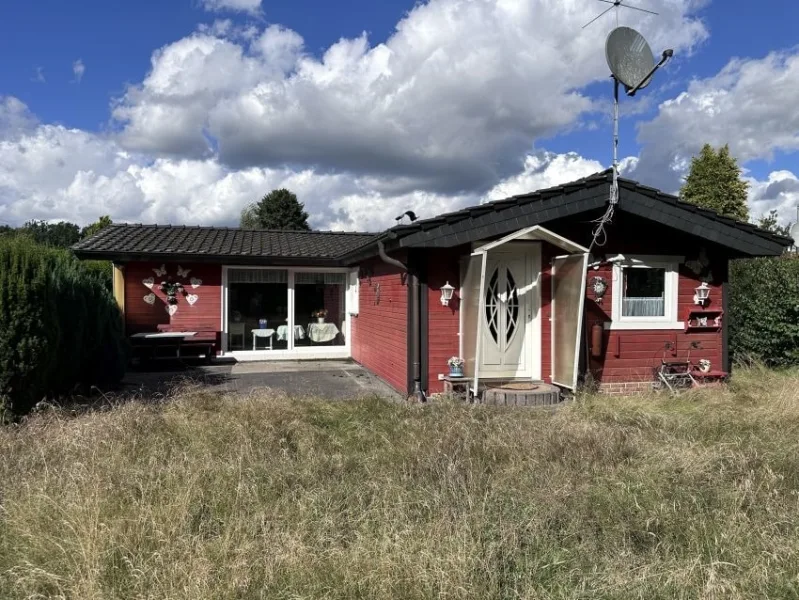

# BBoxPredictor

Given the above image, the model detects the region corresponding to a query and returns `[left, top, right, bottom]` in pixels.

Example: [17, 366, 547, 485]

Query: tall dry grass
[3, 368, 799, 599]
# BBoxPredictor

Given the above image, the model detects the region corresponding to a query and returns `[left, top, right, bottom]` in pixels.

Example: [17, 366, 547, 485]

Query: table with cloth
[307, 322, 340, 343]
[276, 324, 306, 342]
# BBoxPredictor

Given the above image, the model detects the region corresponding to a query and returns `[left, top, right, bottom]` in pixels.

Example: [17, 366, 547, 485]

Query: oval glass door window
[485, 268, 500, 344]
[506, 269, 519, 343]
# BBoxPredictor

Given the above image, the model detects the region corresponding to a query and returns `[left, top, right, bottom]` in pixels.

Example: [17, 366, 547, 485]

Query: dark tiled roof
[73, 225, 377, 261]
[382, 169, 792, 247]
[337, 169, 790, 257]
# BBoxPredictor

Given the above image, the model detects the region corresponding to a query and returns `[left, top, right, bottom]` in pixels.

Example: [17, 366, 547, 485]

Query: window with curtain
[622, 267, 666, 317]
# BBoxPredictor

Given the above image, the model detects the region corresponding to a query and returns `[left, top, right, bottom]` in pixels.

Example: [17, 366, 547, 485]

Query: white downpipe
[473, 250, 488, 400]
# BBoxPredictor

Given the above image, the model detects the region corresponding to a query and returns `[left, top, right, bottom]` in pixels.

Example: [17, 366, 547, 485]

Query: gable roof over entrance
[342, 170, 792, 259]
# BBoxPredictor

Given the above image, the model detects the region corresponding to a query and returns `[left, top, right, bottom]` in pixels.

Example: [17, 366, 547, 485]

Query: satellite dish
[605, 26, 655, 91]
[790, 221, 799, 246]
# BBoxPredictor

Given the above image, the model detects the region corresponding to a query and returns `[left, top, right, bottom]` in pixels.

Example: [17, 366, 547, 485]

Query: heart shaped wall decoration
[143, 293, 156, 305]
[190, 277, 202, 289]
[166, 304, 178, 316]
[186, 294, 199, 306]
[142, 277, 154, 289]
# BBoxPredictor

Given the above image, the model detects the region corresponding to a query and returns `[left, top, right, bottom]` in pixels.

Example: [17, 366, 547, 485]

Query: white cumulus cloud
[113, 0, 706, 195]
[200, 0, 262, 15]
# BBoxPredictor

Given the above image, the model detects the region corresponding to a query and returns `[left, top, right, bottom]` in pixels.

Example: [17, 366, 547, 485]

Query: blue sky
[1, 0, 798, 229]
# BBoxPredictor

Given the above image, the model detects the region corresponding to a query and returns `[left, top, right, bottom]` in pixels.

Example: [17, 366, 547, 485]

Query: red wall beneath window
[124, 262, 222, 350]
[350, 256, 409, 394]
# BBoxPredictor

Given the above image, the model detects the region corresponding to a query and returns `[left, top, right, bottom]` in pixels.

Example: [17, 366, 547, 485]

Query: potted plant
[159, 278, 185, 305]
[447, 356, 465, 377]
[313, 308, 328, 324]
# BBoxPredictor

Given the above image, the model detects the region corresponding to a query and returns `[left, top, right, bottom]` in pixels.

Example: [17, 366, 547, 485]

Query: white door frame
[470, 225, 588, 395]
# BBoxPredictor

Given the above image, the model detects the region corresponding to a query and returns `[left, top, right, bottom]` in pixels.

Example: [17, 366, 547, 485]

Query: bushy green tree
[680, 144, 749, 222]
[20, 220, 81, 248]
[80, 215, 113, 239]
[0, 237, 127, 414]
[729, 254, 799, 366]
[240, 189, 311, 230]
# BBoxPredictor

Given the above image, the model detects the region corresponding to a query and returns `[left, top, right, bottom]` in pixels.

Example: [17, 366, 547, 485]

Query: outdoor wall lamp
[440, 281, 455, 306]
[694, 282, 711, 305]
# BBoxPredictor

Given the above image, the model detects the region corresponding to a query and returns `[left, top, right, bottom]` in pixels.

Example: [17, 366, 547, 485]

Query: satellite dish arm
[626, 49, 674, 97]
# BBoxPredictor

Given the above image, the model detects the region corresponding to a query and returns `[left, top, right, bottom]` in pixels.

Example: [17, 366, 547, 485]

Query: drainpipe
[377, 239, 426, 403]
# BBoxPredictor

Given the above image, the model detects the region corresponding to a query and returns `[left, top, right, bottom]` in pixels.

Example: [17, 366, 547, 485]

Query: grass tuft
[3, 370, 799, 598]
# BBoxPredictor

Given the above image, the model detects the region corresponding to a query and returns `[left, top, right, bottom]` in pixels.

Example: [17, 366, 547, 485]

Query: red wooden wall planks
[584, 260, 724, 383]
[350, 257, 409, 394]
[425, 249, 463, 393]
[124, 262, 223, 350]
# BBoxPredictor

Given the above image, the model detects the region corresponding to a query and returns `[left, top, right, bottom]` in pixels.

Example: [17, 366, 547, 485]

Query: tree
[757, 209, 792, 237]
[81, 215, 113, 239]
[680, 144, 749, 222]
[240, 189, 310, 230]
[20, 220, 81, 248]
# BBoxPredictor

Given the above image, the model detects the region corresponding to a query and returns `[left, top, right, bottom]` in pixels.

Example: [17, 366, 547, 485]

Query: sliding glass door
[224, 267, 350, 354]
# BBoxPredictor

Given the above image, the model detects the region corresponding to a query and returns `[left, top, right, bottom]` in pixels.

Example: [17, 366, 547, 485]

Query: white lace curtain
[228, 269, 288, 284]
[294, 272, 346, 285]
[622, 297, 665, 317]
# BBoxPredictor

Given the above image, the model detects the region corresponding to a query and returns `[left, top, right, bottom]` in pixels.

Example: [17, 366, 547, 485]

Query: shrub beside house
[0, 236, 128, 415]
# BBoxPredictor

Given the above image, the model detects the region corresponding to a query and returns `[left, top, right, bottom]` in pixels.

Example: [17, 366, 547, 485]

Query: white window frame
[607, 255, 683, 330]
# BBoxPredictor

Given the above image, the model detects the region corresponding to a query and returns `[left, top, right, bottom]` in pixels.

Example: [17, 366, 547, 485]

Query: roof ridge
[105, 223, 375, 235]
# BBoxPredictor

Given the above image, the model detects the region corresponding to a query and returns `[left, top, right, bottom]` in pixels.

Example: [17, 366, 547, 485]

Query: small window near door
[622, 267, 666, 317]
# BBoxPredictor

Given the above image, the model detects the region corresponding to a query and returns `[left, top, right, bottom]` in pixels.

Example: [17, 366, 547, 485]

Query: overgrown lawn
[3, 368, 799, 598]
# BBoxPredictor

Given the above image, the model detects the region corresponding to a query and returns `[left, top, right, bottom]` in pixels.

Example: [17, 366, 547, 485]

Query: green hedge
[729, 254, 799, 366]
[0, 237, 128, 414]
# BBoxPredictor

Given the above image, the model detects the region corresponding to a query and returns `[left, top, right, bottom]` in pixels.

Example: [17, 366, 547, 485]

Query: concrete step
[480, 382, 562, 407]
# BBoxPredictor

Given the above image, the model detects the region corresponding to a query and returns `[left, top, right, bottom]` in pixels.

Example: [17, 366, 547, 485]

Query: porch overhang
[472, 225, 589, 256]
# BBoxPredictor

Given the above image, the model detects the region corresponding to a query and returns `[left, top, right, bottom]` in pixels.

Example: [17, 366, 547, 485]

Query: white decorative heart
[190, 277, 202, 289]
[142, 277, 154, 289]
[143, 293, 156, 305]
[166, 304, 178, 316]
[186, 294, 198, 306]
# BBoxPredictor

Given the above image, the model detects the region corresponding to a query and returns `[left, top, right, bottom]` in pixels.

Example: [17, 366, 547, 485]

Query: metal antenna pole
[611, 75, 619, 205]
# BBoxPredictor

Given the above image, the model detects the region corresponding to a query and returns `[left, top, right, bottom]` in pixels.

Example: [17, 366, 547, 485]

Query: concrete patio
[122, 359, 401, 401]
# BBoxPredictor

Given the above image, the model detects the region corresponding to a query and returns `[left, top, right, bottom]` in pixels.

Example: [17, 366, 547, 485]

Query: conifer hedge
[729, 254, 799, 366]
[0, 237, 127, 414]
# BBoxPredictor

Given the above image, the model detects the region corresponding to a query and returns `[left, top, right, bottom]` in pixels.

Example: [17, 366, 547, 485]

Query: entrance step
[480, 382, 562, 407]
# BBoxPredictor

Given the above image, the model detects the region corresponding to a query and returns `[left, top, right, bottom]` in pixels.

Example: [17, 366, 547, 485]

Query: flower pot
[317, 317, 325, 324]
[449, 365, 464, 377]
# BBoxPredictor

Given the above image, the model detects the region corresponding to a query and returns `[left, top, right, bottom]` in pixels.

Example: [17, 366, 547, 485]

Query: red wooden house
[73, 170, 791, 398]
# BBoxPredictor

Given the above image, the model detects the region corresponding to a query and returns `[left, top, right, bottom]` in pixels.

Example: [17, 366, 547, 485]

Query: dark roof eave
[74, 250, 349, 267]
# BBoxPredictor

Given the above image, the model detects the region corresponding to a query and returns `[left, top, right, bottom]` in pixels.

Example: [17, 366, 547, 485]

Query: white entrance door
[478, 249, 535, 378]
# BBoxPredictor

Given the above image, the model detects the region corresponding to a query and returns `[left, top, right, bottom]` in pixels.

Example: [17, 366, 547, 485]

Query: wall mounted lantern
[440, 281, 455, 306]
[694, 282, 711, 305]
